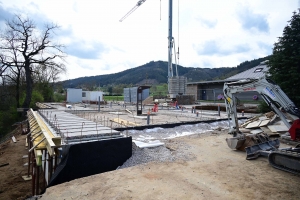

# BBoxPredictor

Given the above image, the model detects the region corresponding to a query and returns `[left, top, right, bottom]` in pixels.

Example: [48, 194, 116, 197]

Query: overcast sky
[0, 0, 299, 81]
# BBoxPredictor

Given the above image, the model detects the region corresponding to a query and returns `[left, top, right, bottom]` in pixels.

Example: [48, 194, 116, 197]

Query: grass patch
[103, 96, 124, 101]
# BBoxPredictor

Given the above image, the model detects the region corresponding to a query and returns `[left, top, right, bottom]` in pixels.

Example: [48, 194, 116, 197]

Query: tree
[268, 9, 300, 107]
[0, 15, 66, 108]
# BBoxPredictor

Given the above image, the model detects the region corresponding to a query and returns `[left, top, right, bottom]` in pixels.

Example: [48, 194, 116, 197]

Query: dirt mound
[142, 96, 154, 105]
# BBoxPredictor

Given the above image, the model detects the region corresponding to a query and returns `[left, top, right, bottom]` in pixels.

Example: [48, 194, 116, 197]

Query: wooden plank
[260, 126, 280, 137]
[259, 119, 270, 127]
[239, 128, 251, 133]
[245, 121, 261, 129]
[0, 163, 9, 168]
[267, 124, 289, 133]
[22, 175, 32, 181]
[17, 108, 29, 112]
[269, 114, 277, 124]
[34, 149, 43, 166]
[111, 118, 139, 126]
[250, 129, 263, 134]
[12, 136, 17, 143]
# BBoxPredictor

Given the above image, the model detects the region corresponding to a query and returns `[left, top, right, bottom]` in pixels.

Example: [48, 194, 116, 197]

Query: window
[254, 68, 263, 73]
[82, 92, 86, 97]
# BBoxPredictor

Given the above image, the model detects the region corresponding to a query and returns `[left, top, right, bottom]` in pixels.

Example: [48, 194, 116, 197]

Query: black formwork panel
[48, 137, 132, 188]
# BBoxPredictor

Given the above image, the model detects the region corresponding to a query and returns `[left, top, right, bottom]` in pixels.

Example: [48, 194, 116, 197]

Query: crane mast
[168, 0, 174, 79]
[120, 0, 186, 99]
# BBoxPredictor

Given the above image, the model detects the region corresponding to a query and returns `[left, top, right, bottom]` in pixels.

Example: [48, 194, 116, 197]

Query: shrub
[258, 101, 272, 113]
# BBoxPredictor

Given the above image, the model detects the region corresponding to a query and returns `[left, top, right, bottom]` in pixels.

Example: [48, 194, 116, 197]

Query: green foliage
[53, 93, 66, 102]
[20, 90, 44, 108]
[30, 90, 44, 107]
[268, 10, 300, 107]
[0, 106, 19, 136]
[150, 83, 168, 96]
[36, 83, 54, 102]
[103, 96, 124, 101]
[258, 101, 272, 113]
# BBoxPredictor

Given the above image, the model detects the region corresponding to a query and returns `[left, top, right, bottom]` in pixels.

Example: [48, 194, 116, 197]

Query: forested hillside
[62, 56, 270, 88]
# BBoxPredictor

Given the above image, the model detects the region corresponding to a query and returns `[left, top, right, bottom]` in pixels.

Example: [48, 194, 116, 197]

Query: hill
[62, 56, 270, 88]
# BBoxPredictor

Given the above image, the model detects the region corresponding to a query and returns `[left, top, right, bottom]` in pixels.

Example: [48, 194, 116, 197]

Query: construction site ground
[0, 102, 300, 200]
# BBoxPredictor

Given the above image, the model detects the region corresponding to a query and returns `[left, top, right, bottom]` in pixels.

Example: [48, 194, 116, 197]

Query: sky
[0, 0, 299, 81]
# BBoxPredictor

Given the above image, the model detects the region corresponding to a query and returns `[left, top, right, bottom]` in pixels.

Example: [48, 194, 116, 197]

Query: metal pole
[49, 156, 53, 180]
[98, 96, 100, 112]
[32, 152, 36, 195]
[27, 134, 31, 176]
[147, 111, 150, 125]
[36, 165, 40, 194]
[168, 0, 173, 95]
[43, 150, 47, 189]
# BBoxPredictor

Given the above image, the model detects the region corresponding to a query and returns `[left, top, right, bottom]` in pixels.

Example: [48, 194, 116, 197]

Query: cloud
[257, 41, 272, 54]
[66, 40, 107, 59]
[0, 3, 58, 31]
[202, 60, 214, 68]
[194, 40, 251, 56]
[237, 7, 270, 33]
[0, 5, 14, 24]
[196, 17, 218, 28]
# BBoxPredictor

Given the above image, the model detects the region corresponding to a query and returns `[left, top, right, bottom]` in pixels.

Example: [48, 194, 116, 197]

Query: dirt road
[41, 131, 300, 200]
[0, 135, 31, 200]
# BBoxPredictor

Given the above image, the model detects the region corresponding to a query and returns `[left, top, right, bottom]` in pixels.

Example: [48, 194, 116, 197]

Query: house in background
[82, 91, 104, 103]
[186, 61, 269, 102]
[66, 88, 104, 103]
[66, 88, 82, 103]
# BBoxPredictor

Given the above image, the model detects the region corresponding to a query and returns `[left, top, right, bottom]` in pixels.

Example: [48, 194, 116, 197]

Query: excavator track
[268, 149, 300, 175]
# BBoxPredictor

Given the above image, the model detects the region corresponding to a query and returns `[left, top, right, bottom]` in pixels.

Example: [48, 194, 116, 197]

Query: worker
[175, 101, 179, 109]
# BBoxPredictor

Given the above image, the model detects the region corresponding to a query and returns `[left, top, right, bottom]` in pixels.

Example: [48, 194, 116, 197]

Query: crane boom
[119, 0, 147, 22]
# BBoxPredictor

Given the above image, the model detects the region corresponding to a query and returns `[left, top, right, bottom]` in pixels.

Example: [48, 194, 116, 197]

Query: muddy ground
[0, 134, 32, 200]
[41, 131, 300, 200]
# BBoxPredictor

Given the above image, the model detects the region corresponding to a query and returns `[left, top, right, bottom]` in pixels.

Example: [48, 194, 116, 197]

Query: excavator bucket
[226, 132, 277, 152]
[226, 137, 246, 150]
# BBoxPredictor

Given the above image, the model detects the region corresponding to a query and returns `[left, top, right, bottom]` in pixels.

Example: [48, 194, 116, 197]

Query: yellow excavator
[223, 75, 300, 175]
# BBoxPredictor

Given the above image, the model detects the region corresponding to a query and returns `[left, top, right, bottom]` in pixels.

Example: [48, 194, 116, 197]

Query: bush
[53, 93, 65, 102]
[258, 101, 272, 113]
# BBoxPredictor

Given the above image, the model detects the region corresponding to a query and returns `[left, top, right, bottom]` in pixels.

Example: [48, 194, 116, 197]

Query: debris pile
[239, 111, 292, 139]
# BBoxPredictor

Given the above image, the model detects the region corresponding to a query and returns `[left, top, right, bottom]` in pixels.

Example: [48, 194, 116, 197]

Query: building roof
[187, 79, 240, 85]
[186, 61, 269, 86]
[226, 61, 269, 80]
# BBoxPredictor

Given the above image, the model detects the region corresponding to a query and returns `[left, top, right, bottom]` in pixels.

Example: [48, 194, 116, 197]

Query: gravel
[118, 120, 236, 169]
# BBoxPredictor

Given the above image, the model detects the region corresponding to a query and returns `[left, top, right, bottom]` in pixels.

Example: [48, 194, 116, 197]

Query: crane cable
[160, 0, 161, 20]
[177, 0, 180, 64]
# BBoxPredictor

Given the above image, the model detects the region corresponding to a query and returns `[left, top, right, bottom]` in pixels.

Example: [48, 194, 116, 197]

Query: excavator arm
[223, 76, 300, 140]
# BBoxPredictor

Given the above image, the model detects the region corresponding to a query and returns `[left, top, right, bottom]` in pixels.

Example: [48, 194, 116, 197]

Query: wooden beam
[110, 118, 139, 126]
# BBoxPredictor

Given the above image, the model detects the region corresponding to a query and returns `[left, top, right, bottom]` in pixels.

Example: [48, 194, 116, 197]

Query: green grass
[103, 96, 124, 101]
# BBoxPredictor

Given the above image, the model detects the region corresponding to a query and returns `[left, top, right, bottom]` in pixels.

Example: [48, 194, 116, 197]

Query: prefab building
[67, 88, 82, 103]
[124, 87, 150, 103]
[82, 91, 104, 103]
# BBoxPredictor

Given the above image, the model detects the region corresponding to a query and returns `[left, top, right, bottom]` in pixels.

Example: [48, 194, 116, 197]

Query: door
[202, 90, 206, 100]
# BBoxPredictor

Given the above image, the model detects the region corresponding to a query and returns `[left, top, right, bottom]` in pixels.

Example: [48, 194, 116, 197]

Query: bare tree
[0, 15, 66, 108]
[0, 30, 25, 108]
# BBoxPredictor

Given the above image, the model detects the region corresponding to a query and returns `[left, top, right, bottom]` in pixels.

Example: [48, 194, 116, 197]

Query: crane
[119, 0, 147, 22]
[120, 0, 186, 100]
